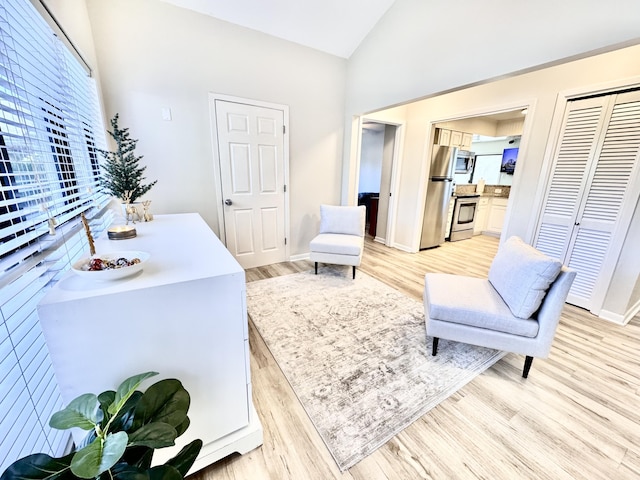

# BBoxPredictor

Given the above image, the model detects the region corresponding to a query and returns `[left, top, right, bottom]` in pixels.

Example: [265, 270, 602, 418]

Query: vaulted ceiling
[156, 0, 396, 58]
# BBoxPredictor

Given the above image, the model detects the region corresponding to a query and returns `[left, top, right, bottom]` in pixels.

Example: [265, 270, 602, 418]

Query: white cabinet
[434, 128, 451, 146]
[435, 128, 472, 149]
[485, 197, 508, 235]
[450, 130, 463, 148]
[474, 197, 489, 234]
[461, 132, 473, 150]
[37, 214, 263, 474]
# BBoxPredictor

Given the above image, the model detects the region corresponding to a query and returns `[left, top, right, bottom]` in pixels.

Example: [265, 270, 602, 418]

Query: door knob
[224, 199, 233, 206]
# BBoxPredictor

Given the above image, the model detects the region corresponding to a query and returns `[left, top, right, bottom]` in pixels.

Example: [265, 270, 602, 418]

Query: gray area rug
[246, 266, 505, 471]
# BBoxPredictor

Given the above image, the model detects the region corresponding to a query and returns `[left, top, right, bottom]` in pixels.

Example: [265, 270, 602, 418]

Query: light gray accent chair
[309, 204, 366, 279]
[424, 236, 576, 378]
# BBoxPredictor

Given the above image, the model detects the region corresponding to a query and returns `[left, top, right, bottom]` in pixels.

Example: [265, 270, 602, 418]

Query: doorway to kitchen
[357, 120, 403, 246]
[430, 106, 531, 243]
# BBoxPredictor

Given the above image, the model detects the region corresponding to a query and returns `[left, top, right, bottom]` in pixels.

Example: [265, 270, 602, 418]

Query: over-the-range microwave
[455, 150, 475, 174]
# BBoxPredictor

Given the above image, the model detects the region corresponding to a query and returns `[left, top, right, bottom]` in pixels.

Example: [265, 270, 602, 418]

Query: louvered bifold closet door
[534, 97, 610, 261]
[535, 91, 640, 311]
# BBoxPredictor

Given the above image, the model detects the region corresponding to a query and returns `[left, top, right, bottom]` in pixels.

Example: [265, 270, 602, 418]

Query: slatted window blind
[0, 0, 111, 472]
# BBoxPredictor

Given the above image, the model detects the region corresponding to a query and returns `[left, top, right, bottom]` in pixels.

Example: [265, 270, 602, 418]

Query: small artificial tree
[99, 114, 157, 203]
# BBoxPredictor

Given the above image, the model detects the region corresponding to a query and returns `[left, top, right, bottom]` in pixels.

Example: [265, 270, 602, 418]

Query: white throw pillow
[488, 236, 562, 319]
[319, 205, 365, 237]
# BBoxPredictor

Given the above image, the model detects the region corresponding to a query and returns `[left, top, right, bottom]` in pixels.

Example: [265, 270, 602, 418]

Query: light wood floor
[191, 235, 640, 480]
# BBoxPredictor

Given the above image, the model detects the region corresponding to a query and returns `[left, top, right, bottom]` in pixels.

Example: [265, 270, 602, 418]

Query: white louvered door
[535, 91, 640, 312]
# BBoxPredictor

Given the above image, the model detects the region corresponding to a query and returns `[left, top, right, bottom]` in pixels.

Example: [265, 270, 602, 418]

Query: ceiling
[156, 0, 397, 58]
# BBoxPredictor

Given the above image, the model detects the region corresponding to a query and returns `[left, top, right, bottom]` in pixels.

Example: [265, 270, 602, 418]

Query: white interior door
[215, 99, 287, 269]
[535, 91, 640, 311]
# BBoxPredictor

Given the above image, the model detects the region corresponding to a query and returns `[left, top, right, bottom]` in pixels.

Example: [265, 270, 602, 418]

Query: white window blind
[0, 0, 111, 472]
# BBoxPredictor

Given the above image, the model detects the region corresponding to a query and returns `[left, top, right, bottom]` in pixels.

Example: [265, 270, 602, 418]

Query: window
[0, 0, 112, 471]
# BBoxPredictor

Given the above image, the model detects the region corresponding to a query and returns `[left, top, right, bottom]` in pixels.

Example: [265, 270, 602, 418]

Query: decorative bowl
[71, 250, 150, 281]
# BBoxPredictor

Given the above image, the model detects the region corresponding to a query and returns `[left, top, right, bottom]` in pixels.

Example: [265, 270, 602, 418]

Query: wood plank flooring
[190, 235, 640, 480]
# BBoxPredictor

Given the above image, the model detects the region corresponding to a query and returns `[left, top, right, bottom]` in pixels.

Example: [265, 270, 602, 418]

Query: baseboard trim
[609, 297, 640, 326]
[391, 242, 415, 253]
[598, 310, 625, 325]
[289, 253, 310, 262]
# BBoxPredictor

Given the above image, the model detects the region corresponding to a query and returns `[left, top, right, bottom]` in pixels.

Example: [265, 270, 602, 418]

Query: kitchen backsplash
[455, 184, 511, 197]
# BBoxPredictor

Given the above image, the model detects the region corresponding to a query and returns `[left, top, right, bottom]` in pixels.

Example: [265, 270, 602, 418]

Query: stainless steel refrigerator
[420, 145, 456, 249]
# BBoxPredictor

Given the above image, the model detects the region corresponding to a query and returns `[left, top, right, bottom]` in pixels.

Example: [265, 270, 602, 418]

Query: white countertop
[41, 213, 243, 304]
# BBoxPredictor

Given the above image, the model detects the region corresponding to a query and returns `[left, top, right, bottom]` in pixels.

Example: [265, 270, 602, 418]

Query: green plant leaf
[109, 391, 143, 433]
[49, 394, 102, 431]
[164, 439, 203, 477]
[0, 453, 74, 480]
[173, 417, 190, 438]
[127, 423, 177, 448]
[70, 432, 128, 478]
[132, 380, 189, 431]
[119, 447, 153, 470]
[110, 464, 149, 480]
[109, 372, 158, 416]
[148, 466, 182, 480]
[98, 390, 116, 423]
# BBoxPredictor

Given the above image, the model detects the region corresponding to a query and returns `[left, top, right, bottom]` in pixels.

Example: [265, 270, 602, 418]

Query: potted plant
[99, 114, 157, 205]
[0, 371, 202, 480]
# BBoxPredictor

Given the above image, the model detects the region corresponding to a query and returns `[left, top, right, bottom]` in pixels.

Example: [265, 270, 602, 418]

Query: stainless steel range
[449, 194, 480, 242]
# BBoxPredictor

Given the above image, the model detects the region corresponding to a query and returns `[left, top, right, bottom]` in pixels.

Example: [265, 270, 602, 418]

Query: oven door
[450, 195, 480, 241]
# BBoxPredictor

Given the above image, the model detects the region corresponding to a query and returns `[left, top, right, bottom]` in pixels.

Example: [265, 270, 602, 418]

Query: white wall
[46, 0, 639, 315]
[84, 0, 347, 256]
[345, 44, 640, 316]
[346, 0, 640, 117]
[359, 128, 384, 192]
[458, 137, 520, 186]
[343, 0, 640, 205]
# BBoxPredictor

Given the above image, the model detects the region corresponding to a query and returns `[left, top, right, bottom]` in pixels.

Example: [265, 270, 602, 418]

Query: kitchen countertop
[455, 184, 510, 198]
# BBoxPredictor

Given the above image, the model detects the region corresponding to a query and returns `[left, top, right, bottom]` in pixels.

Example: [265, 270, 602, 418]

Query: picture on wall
[500, 147, 519, 174]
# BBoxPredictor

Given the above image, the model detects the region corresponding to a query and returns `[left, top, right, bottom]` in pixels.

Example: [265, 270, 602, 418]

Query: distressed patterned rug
[246, 266, 505, 471]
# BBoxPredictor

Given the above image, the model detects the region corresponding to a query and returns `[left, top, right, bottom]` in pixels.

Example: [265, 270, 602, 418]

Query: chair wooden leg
[315, 262, 318, 275]
[352, 266, 356, 279]
[432, 337, 439, 356]
[523, 356, 534, 378]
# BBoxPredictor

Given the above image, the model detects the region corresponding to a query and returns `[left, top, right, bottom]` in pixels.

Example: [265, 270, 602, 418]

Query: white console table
[37, 213, 262, 473]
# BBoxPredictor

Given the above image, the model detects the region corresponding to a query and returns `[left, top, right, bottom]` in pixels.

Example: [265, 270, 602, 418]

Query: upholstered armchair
[423, 236, 576, 378]
[309, 205, 366, 279]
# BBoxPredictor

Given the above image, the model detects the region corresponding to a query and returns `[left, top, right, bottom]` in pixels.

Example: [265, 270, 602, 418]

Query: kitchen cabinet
[435, 128, 473, 149]
[37, 213, 263, 474]
[461, 132, 473, 150]
[474, 197, 489, 234]
[434, 128, 451, 146]
[485, 197, 508, 235]
[450, 130, 463, 148]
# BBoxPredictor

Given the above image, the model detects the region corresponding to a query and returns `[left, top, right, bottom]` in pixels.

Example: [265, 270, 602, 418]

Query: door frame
[208, 93, 291, 263]
[416, 100, 535, 252]
[531, 76, 640, 317]
[354, 117, 405, 248]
